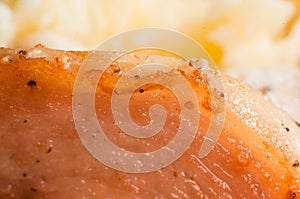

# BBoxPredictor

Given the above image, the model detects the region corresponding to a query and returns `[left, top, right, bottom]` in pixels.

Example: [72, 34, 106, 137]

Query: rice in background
[1, 0, 299, 69]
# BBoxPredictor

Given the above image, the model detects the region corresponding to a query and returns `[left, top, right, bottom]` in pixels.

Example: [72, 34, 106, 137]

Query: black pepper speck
[288, 190, 297, 199]
[18, 50, 27, 56]
[31, 188, 37, 192]
[47, 147, 52, 154]
[139, 88, 144, 93]
[27, 80, 36, 87]
[292, 160, 299, 167]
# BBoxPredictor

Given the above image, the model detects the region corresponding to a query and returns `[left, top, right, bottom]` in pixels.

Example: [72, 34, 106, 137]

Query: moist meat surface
[1, 46, 300, 198]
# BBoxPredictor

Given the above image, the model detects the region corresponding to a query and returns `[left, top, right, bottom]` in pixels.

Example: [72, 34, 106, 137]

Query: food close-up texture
[1, 0, 300, 198]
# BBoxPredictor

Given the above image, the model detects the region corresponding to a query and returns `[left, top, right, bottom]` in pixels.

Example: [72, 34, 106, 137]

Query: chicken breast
[0, 45, 300, 198]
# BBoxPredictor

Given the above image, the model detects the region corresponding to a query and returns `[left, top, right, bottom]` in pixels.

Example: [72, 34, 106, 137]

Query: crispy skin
[0, 46, 300, 198]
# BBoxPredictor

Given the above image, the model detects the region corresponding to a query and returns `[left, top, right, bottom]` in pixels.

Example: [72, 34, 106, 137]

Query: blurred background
[0, 0, 300, 120]
[1, 0, 299, 69]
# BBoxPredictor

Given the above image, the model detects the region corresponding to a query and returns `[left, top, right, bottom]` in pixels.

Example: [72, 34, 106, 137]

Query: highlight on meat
[72, 28, 226, 173]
